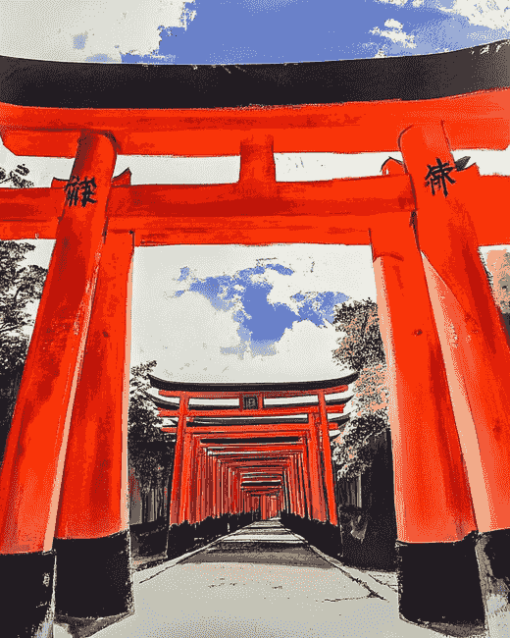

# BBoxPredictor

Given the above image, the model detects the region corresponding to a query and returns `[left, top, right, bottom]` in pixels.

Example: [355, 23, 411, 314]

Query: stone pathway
[55, 519, 488, 638]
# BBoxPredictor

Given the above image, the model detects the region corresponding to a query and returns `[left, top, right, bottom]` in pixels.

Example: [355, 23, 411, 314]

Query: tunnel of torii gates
[149, 374, 357, 526]
[0, 38, 508, 635]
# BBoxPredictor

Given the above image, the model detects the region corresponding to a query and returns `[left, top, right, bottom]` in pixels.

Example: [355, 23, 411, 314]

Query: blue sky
[0, 1, 508, 64]
[174, 263, 347, 358]
[122, 0, 509, 64]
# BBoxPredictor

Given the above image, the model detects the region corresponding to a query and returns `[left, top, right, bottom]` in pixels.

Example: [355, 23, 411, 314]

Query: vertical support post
[169, 394, 189, 525]
[400, 123, 510, 630]
[306, 424, 325, 520]
[318, 391, 338, 525]
[371, 189, 482, 624]
[179, 428, 194, 523]
[53, 231, 134, 620]
[0, 133, 117, 638]
[294, 455, 305, 518]
[299, 449, 311, 519]
[212, 456, 219, 518]
[300, 439, 313, 518]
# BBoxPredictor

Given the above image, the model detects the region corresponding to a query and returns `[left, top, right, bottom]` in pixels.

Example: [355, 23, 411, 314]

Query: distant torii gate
[149, 375, 356, 525]
[0, 40, 509, 636]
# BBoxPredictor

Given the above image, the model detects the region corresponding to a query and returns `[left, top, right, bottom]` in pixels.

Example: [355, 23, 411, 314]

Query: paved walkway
[55, 520, 488, 638]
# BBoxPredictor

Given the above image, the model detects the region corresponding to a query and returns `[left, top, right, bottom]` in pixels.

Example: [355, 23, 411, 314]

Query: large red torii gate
[0, 40, 509, 635]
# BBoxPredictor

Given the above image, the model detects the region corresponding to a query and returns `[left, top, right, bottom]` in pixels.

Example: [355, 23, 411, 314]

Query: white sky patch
[440, 0, 510, 31]
[376, 0, 425, 5]
[275, 152, 402, 181]
[370, 19, 418, 49]
[0, 0, 195, 63]
[375, 0, 408, 5]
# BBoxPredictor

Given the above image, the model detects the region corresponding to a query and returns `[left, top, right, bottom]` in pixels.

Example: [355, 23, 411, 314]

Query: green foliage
[332, 299, 389, 482]
[333, 411, 388, 480]
[0, 239, 48, 459]
[128, 361, 174, 496]
[333, 299, 385, 372]
[0, 241, 46, 340]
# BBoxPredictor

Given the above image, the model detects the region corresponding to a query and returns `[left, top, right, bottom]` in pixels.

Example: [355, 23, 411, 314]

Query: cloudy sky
[0, 1, 509, 382]
[0, 0, 508, 64]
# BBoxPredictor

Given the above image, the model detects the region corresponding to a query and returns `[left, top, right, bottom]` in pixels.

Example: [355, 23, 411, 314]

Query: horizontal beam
[159, 403, 347, 418]
[1, 87, 508, 157]
[0, 170, 508, 246]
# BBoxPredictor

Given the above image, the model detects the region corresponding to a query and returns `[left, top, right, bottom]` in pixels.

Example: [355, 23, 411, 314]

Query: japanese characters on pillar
[400, 124, 510, 534]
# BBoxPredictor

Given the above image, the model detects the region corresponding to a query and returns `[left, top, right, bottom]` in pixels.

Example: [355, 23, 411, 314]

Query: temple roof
[0, 40, 508, 110]
[149, 372, 358, 393]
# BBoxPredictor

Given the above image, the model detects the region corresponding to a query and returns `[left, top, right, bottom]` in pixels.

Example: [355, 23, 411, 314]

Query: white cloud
[130, 253, 351, 383]
[376, 0, 409, 5]
[375, 0, 425, 6]
[440, 0, 510, 31]
[0, 0, 195, 63]
[370, 19, 418, 49]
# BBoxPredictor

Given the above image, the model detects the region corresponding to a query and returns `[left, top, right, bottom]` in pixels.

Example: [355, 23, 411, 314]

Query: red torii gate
[150, 376, 354, 525]
[0, 40, 509, 635]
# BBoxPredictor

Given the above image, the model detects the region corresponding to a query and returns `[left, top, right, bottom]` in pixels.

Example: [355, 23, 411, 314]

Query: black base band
[53, 530, 133, 618]
[475, 528, 510, 619]
[396, 534, 484, 624]
[0, 550, 55, 638]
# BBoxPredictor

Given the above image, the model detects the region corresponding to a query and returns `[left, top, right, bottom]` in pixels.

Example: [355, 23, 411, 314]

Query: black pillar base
[396, 534, 485, 625]
[0, 549, 56, 638]
[475, 528, 510, 632]
[53, 530, 133, 619]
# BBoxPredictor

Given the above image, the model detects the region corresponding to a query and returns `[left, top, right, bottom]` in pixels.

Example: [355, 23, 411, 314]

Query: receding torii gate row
[0, 41, 509, 635]
[151, 378, 354, 526]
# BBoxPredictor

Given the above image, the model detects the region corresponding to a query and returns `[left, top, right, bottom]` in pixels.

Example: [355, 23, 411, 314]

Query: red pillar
[169, 394, 189, 525]
[179, 428, 194, 523]
[400, 124, 510, 534]
[300, 440, 313, 518]
[0, 133, 117, 637]
[371, 166, 480, 622]
[400, 124, 510, 629]
[318, 391, 338, 525]
[306, 425, 325, 520]
[53, 231, 134, 619]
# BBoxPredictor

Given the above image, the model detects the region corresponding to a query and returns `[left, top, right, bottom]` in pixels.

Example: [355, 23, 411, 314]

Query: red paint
[1, 89, 507, 157]
[400, 124, 510, 534]
[0, 133, 117, 553]
[55, 231, 134, 539]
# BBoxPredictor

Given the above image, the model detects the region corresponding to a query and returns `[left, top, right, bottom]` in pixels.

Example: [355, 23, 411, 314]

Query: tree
[0, 241, 47, 459]
[332, 299, 385, 373]
[128, 360, 174, 522]
[332, 299, 389, 480]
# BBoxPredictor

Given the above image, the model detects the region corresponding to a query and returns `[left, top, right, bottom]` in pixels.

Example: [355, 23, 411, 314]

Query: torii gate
[0, 40, 509, 636]
[150, 375, 356, 525]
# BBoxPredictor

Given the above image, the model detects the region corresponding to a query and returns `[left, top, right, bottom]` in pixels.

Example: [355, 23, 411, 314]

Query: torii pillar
[371, 158, 482, 624]
[0, 133, 117, 637]
[400, 124, 510, 632]
[53, 229, 135, 620]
